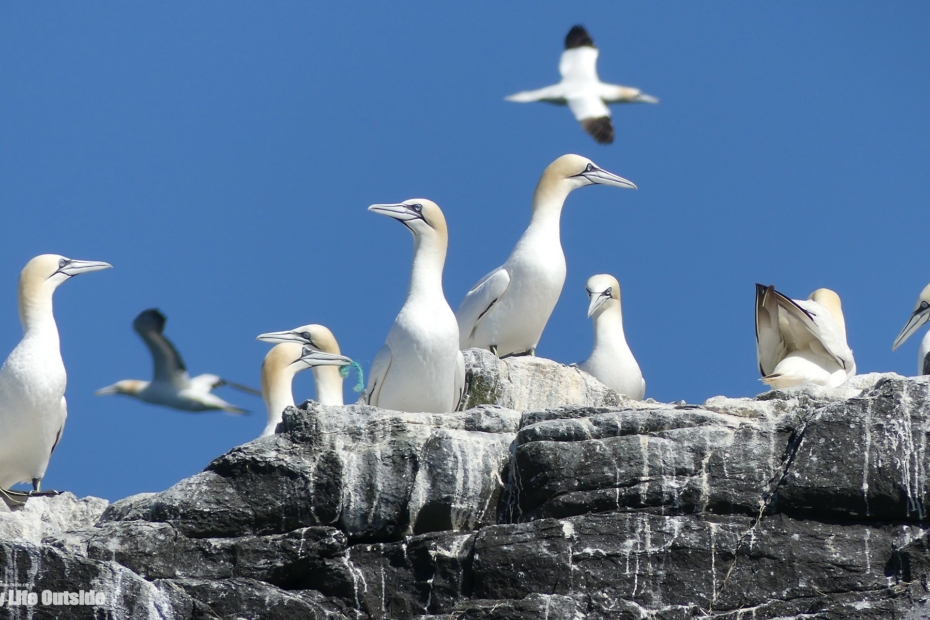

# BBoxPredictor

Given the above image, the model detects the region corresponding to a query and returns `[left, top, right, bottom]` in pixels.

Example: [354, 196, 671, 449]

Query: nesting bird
[578, 274, 644, 399]
[754, 284, 856, 389]
[456, 154, 636, 358]
[256, 324, 353, 436]
[367, 199, 465, 413]
[892, 284, 930, 376]
[0, 254, 111, 502]
[96, 309, 259, 414]
[506, 25, 658, 144]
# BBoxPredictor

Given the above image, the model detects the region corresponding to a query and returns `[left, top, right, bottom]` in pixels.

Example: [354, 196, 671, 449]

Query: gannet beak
[635, 94, 659, 104]
[55, 259, 113, 278]
[580, 166, 637, 190]
[95, 384, 120, 396]
[368, 203, 424, 223]
[291, 347, 353, 368]
[892, 305, 930, 351]
[586, 291, 611, 318]
[256, 330, 307, 345]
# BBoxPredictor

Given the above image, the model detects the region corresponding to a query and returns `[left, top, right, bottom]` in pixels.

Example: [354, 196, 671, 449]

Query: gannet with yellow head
[892, 283, 930, 375]
[456, 154, 636, 358]
[505, 25, 658, 144]
[578, 274, 645, 399]
[0, 254, 111, 502]
[755, 284, 856, 389]
[367, 199, 465, 413]
[255, 327, 354, 436]
[96, 309, 259, 414]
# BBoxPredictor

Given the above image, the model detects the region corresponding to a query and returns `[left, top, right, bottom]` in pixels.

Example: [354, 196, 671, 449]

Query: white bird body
[506, 26, 658, 144]
[367, 199, 465, 413]
[892, 283, 930, 376]
[578, 275, 644, 399]
[457, 154, 636, 358]
[0, 254, 111, 491]
[256, 324, 354, 436]
[96, 309, 256, 414]
[755, 285, 855, 389]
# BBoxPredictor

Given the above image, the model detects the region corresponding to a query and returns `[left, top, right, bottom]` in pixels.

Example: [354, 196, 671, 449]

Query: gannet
[754, 284, 856, 389]
[892, 283, 930, 375]
[0, 254, 111, 502]
[367, 199, 465, 413]
[456, 154, 636, 358]
[257, 324, 353, 406]
[578, 274, 645, 399]
[505, 25, 659, 144]
[96, 309, 259, 414]
[256, 339, 353, 437]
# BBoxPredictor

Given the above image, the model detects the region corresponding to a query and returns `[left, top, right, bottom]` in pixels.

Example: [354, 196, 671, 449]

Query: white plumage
[0, 254, 111, 495]
[456, 154, 636, 358]
[506, 25, 658, 144]
[755, 284, 856, 389]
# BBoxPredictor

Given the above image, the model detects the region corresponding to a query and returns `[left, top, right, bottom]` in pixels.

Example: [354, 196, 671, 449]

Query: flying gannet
[578, 274, 645, 399]
[456, 154, 636, 358]
[505, 25, 659, 144]
[96, 309, 259, 414]
[892, 283, 930, 375]
[367, 199, 465, 413]
[754, 284, 856, 389]
[0, 254, 111, 504]
[255, 337, 353, 437]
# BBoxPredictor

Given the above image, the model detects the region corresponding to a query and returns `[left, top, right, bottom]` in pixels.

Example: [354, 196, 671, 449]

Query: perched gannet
[892, 284, 930, 375]
[96, 309, 259, 414]
[505, 25, 659, 144]
[256, 339, 353, 437]
[456, 154, 636, 358]
[257, 324, 352, 405]
[578, 275, 645, 399]
[755, 284, 856, 389]
[367, 199, 465, 413]
[0, 254, 111, 501]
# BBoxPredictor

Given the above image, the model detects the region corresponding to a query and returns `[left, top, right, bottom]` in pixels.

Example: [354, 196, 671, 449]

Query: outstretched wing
[133, 309, 189, 387]
[568, 96, 613, 144]
[365, 344, 393, 408]
[455, 267, 511, 348]
[755, 284, 787, 377]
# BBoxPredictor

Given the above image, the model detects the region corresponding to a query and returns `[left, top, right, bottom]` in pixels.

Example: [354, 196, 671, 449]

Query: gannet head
[585, 274, 621, 318]
[893, 283, 930, 351]
[808, 288, 846, 333]
[368, 199, 448, 244]
[257, 324, 343, 355]
[96, 379, 147, 397]
[540, 154, 637, 195]
[18, 254, 113, 325]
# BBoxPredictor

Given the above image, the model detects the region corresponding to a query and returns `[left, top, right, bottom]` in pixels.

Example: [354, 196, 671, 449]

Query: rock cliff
[2, 350, 930, 619]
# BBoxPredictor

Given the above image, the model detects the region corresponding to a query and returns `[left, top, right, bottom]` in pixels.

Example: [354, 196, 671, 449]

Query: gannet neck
[261, 343, 302, 436]
[408, 233, 447, 302]
[529, 169, 575, 225]
[591, 298, 625, 344]
[311, 365, 344, 406]
[18, 278, 58, 337]
[809, 288, 846, 339]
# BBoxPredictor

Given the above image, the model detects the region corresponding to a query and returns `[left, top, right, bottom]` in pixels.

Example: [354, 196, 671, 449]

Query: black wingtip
[581, 116, 614, 144]
[133, 308, 167, 333]
[565, 25, 595, 50]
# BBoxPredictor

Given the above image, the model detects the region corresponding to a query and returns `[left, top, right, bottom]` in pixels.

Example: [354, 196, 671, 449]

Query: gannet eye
[584, 163, 595, 173]
[412, 204, 423, 214]
[921, 301, 930, 311]
[58, 258, 69, 268]
[300, 331, 313, 341]
[603, 287, 612, 297]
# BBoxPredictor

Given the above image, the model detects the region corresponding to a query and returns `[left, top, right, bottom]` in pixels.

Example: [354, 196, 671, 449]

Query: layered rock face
[2, 353, 930, 619]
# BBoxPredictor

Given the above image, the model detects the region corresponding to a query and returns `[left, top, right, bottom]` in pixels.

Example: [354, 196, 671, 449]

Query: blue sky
[2, 4, 928, 501]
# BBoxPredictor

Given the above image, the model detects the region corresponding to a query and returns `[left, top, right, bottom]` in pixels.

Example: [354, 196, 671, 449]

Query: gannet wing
[453, 351, 466, 412]
[559, 46, 599, 83]
[792, 298, 854, 372]
[214, 378, 262, 396]
[505, 84, 567, 104]
[133, 309, 190, 387]
[567, 96, 613, 144]
[755, 284, 787, 377]
[455, 267, 511, 347]
[366, 344, 392, 407]
[50, 397, 66, 456]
